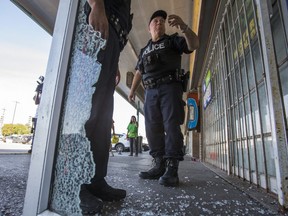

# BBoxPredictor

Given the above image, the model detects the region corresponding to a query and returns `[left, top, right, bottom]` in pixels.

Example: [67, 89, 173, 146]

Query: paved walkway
[0, 147, 286, 215]
[103, 152, 283, 215]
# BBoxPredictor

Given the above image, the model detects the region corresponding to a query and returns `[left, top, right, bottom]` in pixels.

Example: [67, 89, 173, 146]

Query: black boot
[139, 157, 166, 179]
[80, 185, 103, 215]
[159, 159, 179, 187]
[86, 179, 126, 202]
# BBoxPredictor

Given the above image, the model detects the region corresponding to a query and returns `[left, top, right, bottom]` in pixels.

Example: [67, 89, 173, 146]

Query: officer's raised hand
[167, 14, 187, 32]
[168, 14, 200, 51]
[87, 0, 109, 41]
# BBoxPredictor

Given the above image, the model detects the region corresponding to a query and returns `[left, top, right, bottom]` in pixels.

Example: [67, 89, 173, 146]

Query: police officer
[128, 10, 199, 187]
[28, 76, 44, 154]
[81, 0, 133, 214]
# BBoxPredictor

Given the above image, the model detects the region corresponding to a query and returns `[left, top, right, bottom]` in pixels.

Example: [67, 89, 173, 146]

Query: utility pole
[0, 108, 5, 136]
[0, 108, 5, 126]
[136, 101, 140, 127]
[136, 101, 142, 153]
[12, 101, 19, 125]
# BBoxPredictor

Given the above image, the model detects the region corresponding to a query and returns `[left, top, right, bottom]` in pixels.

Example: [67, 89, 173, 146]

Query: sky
[0, 1, 145, 137]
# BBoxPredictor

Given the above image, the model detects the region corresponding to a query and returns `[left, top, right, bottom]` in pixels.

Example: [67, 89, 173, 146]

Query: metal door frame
[23, 0, 78, 215]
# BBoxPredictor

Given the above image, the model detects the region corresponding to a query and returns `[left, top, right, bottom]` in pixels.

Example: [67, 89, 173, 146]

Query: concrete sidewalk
[104, 152, 283, 215]
[0, 141, 31, 154]
[0, 150, 285, 215]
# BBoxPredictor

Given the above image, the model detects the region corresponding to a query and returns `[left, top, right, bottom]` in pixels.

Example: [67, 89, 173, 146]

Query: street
[0, 141, 31, 154]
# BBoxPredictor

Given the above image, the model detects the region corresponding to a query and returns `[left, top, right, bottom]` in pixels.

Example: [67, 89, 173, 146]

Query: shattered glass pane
[50, 0, 106, 215]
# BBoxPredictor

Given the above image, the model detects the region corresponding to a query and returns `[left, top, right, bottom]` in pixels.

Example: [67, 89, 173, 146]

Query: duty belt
[143, 74, 178, 89]
[109, 14, 128, 51]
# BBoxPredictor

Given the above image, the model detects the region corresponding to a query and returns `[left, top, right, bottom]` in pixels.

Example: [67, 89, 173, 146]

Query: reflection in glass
[235, 105, 240, 139]
[258, 84, 271, 133]
[231, 108, 236, 139]
[251, 91, 261, 135]
[244, 96, 252, 137]
[255, 138, 264, 173]
[234, 141, 238, 168]
[241, 60, 248, 95]
[238, 141, 243, 171]
[252, 43, 263, 83]
[243, 140, 249, 170]
[245, 52, 256, 90]
[239, 101, 246, 137]
[248, 139, 256, 172]
[264, 137, 276, 177]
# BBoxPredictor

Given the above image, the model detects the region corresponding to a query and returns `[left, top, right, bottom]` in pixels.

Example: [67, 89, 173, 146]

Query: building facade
[199, 0, 288, 207]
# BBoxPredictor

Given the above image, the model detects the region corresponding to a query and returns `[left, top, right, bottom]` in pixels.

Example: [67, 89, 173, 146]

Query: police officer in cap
[128, 10, 199, 187]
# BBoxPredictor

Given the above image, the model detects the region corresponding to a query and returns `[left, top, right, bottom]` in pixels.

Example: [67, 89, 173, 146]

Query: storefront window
[255, 138, 265, 174]
[235, 105, 241, 139]
[252, 43, 264, 83]
[250, 91, 261, 135]
[232, 71, 238, 102]
[243, 140, 249, 171]
[245, 53, 256, 90]
[237, 141, 243, 170]
[245, 96, 253, 137]
[279, 62, 288, 128]
[235, 66, 242, 98]
[248, 139, 256, 172]
[241, 60, 248, 95]
[264, 137, 276, 177]
[239, 101, 246, 137]
[258, 83, 271, 133]
[202, 0, 279, 192]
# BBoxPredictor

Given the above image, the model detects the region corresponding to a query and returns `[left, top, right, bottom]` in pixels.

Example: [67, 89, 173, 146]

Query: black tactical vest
[140, 34, 182, 81]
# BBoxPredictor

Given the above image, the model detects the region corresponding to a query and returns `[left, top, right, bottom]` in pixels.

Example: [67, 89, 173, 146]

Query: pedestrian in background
[28, 75, 44, 154]
[127, 115, 138, 156]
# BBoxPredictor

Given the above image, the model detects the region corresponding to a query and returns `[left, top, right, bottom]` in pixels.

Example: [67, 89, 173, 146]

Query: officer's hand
[167, 14, 187, 32]
[128, 92, 135, 102]
[88, 2, 109, 41]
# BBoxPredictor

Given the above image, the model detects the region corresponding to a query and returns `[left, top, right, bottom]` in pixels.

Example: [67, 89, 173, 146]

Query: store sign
[203, 69, 212, 109]
[203, 82, 212, 109]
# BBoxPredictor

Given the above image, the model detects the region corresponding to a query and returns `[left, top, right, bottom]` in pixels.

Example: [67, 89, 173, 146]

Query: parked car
[4, 135, 22, 143]
[21, 135, 33, 144]
[111, 133, 150, 153]
[3, 134, 32, 144]
[111, 133, 130, 152]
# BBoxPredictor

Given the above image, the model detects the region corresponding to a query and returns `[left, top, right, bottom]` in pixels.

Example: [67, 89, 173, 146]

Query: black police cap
[149, 10, 167, 24]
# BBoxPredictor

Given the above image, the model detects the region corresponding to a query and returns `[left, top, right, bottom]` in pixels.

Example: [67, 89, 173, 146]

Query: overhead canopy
[11, 0, 219, 113]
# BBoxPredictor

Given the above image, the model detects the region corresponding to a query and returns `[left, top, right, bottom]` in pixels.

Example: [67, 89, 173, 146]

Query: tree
[2, 124, 31, 136]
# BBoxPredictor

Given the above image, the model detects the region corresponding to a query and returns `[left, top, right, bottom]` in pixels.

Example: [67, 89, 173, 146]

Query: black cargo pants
[85, 26, 120, 183]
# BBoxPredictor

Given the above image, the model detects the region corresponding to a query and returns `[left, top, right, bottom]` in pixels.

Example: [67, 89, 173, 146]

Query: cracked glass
[49, 1, 106, 215]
